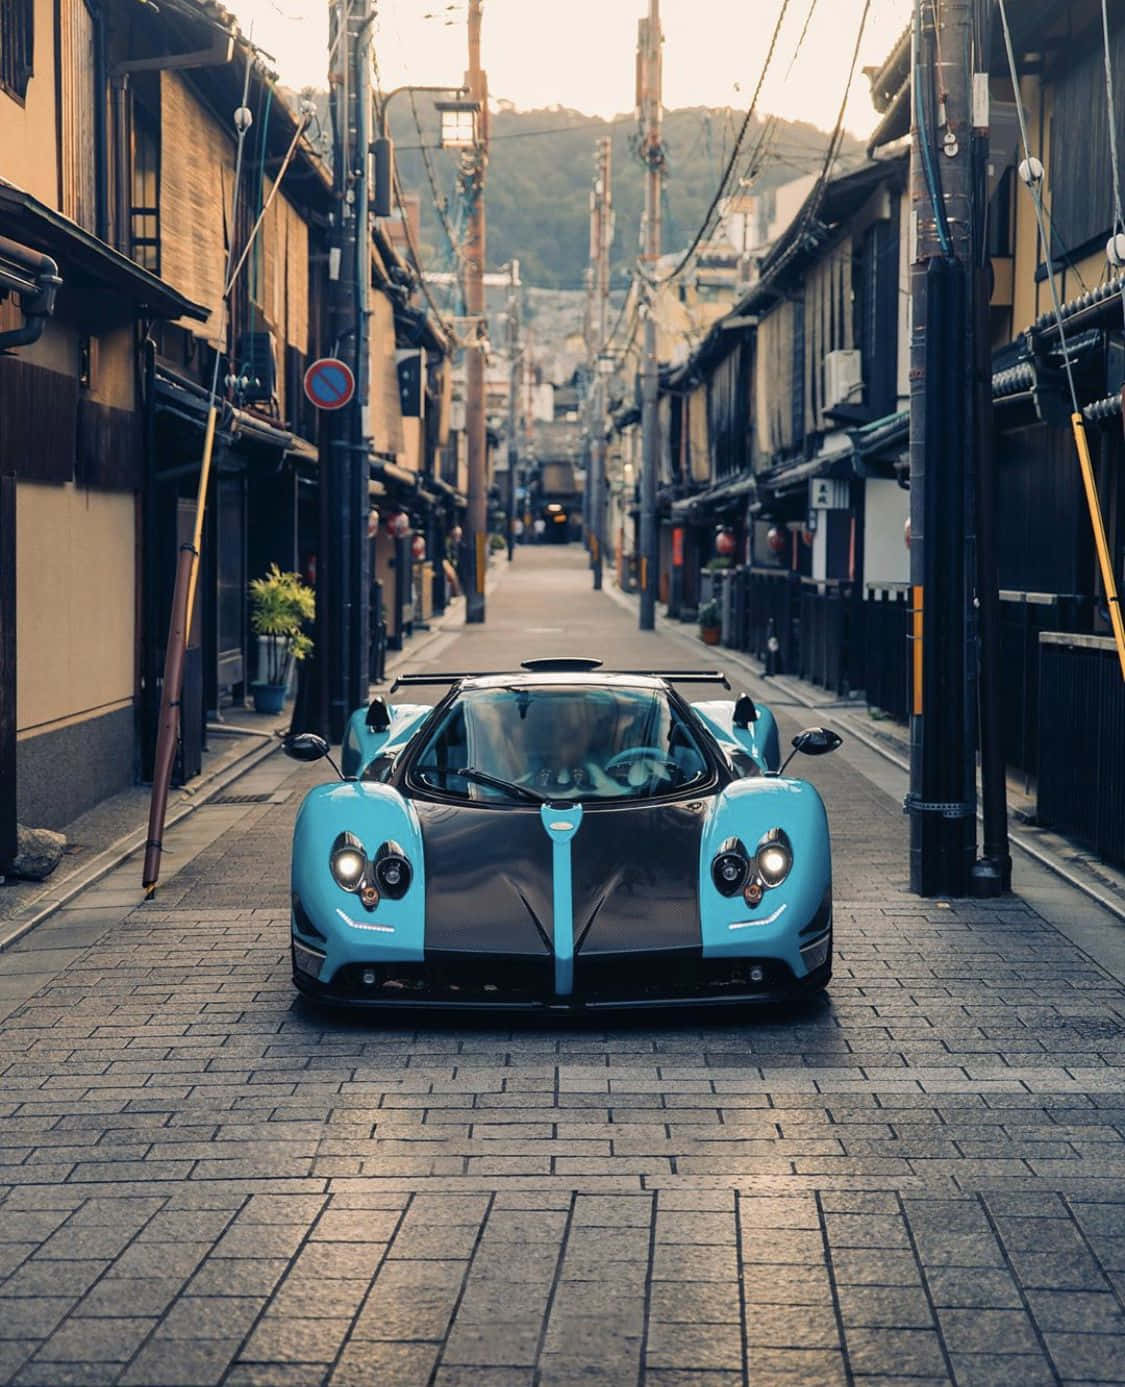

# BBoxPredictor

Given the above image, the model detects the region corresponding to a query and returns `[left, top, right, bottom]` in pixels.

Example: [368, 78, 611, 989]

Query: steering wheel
[603, 746, 681, 783]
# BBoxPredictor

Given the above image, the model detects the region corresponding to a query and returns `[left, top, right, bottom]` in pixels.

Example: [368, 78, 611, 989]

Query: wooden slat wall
[755, 300, 795, 460]
[0, 358, 77, 483]
[370, 288, 404, 456]
[688, 386, 710, 482]
[75, 399, 142, 491]
[804, 240, 853, 436]
[59, 0, 96, 231]
[160, 71, 232, 345]
[284, 195, 308, 355]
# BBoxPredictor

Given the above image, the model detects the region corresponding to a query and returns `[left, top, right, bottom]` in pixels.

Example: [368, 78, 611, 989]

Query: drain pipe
[0, 237, 61, 351]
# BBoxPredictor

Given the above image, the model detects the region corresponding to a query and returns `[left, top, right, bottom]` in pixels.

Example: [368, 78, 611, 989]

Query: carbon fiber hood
[415, 796, 707, 957]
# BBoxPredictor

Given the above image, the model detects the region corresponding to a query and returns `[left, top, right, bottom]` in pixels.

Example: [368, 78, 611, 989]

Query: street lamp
[370, 86, 480, 218]
[435, 99, 479, 150]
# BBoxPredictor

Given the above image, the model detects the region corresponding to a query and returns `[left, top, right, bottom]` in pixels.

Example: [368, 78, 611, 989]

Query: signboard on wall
[809, 477, 848, 510]
[396, 350, 423, 417]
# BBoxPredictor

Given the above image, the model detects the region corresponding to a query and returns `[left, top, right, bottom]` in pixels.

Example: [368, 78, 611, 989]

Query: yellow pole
[185, 404, 218, 636]
[1071, 412, 1125, 681]
[912, 585, 924, 716]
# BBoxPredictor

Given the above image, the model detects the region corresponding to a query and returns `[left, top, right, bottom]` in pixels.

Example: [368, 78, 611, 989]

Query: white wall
[17, 481, 135, 734]
[863, 477, 910, 587]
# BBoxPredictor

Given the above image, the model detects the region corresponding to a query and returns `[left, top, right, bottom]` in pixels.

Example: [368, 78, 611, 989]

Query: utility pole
[587, 135, 612, 591]
[506, 258, 520, 563]
[638, 0, 662, 630]
[908, 0, 987, 895]
[463, 0, 488, 622]
[968, 2, 1010, 895]
[347, 0, 373, 717]
[318, 0, 373, 740]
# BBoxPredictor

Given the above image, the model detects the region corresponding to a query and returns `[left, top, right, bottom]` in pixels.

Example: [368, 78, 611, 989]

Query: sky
[238, 0, 913, 139]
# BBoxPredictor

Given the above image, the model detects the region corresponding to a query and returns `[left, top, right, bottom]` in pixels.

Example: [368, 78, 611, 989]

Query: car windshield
[410, 684, 711, 803]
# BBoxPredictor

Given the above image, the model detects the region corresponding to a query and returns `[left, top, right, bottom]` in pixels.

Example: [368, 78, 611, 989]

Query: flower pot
[251, 681, 288, 715]
[700, 626, 721, 646]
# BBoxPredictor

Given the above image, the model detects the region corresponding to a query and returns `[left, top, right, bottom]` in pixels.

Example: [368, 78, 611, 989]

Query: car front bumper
[291, 940, 831, 1010]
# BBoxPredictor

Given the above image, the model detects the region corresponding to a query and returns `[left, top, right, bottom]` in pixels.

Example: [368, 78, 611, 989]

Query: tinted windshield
[410, 685, 711, 803]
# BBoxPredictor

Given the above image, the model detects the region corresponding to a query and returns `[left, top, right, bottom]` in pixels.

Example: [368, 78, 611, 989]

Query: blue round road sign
[303, 357, 355, 411]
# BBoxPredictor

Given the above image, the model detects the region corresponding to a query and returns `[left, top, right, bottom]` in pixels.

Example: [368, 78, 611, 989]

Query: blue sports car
[285, 658, 840, 1009]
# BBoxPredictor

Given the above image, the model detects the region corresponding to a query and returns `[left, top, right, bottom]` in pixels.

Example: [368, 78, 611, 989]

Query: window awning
[0, 181, 209, 329]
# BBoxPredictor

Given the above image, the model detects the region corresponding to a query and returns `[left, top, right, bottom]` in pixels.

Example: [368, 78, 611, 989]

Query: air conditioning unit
[234, 331, 276, 404]
[824, 348, 863, 411]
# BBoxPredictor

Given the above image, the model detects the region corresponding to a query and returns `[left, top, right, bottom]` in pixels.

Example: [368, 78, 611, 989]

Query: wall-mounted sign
[809, 477, 848, 510]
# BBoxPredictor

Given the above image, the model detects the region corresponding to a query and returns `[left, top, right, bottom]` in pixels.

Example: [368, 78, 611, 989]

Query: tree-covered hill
[387, 103, 864, 289]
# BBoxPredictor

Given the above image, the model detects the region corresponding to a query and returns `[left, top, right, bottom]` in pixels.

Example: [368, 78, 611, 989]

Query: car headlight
[374, 840, 412, 899]
[711, 837, 750, 896]
[330, 832, 367, 892]
[756, 829, 793, 888]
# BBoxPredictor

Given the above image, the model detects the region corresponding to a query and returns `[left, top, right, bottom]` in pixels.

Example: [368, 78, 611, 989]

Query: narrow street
[2, 547, 1125, 1387]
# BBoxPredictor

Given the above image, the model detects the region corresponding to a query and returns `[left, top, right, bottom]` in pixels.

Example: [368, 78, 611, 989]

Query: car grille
[322, 950, 798, 1004]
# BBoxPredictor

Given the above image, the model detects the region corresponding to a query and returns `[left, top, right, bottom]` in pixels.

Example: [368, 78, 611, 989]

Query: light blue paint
[291, 781, 426, 979]
[697, 776, 831, 977]
[539, 802, 584, 996]
[690, 699, 780, 773]
[340, 703, 430, 778]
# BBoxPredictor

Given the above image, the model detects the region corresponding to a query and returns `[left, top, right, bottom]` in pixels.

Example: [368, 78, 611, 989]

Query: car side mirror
[285, 733, 331, 763]
[793, 727, 842, 756]
[775, 726, 842, 775]
[733, 693, 758, 728]
[366, 695, 392, 732]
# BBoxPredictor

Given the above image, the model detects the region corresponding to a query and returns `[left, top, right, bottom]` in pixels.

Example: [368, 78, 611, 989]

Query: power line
[761, 0, 873, 282]
[644, 0, 809, 288]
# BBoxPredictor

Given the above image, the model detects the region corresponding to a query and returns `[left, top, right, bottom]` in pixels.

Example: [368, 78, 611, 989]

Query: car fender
[340, 703, 430, 778]
[291, 781, 425, 970]
[690, 699, 780, 773]
[698, 776, 831, 975]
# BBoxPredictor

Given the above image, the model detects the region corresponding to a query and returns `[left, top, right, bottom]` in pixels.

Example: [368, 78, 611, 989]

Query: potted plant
[249, 564, 314, 714]
[698, 598, 721, 646]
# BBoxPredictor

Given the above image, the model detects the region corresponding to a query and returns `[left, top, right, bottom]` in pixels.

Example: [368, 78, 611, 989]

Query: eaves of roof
[0, 181, 209, 323]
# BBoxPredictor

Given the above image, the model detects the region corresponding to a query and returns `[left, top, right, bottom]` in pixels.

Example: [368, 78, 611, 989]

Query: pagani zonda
[285, 658, 840, 1008]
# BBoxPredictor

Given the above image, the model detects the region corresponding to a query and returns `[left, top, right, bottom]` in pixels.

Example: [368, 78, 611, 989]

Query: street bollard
[765, 617, 781, 677]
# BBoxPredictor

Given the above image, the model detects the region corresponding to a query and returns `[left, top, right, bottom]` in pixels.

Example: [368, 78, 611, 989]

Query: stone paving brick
[5, 552, 1125, 1382]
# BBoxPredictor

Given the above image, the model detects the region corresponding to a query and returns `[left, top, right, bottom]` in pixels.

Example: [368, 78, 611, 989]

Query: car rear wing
[389, 669, 731, 692]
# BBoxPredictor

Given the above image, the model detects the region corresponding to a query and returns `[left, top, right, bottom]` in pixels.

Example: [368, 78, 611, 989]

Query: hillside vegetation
[386, 103, 862, 289]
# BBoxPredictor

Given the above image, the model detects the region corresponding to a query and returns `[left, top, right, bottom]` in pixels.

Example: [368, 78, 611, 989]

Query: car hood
[415, 795, 707, 956]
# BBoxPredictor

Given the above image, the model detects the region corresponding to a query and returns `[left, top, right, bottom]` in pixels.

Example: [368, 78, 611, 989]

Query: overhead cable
[643, 0, 801, 288]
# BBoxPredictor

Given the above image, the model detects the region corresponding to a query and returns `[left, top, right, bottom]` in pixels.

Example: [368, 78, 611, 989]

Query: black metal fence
[862, 587, 912, 723]
[720, 568, 911, 719]
[996, 593, 1091, 780]
[1037, 634, 1125, 869]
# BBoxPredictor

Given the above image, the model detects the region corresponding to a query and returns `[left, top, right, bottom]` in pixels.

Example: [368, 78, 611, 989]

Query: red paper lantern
[714, 527, 736, 557]
[389, 511, 410, 539]
[411, 534, 426, 561]
[367, 509, 379, 539]
[766, 525, 786, 555]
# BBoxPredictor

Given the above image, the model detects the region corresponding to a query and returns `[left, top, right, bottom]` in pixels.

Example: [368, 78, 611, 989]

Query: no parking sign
[303, 357, 355, 411]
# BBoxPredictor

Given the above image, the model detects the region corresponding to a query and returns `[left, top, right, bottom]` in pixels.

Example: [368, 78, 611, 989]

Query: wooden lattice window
[0, 0, 33, 102]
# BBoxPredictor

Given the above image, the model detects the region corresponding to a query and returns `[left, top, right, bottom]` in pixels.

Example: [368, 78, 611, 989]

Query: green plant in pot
[249, 564, 314, 714]
[698, 598, 721, 646]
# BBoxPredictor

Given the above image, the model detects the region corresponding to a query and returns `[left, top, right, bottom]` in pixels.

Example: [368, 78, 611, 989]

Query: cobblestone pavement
[4, 547, 1125, 1386]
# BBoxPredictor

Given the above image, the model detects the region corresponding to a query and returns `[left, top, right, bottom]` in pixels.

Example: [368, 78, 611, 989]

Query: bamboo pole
[1071, 412, 1125, 681]
[142, 543, 195, 892]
